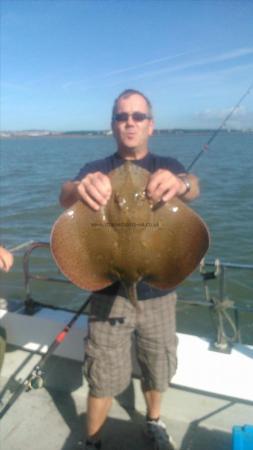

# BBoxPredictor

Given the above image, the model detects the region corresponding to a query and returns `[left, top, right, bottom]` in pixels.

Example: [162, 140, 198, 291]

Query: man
[60, 89, 199, 450]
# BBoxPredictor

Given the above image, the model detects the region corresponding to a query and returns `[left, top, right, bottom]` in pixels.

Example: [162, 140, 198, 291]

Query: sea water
[0, 133, 252, 342]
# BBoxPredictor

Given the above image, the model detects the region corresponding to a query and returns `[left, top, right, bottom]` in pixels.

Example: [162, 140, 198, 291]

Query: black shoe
[146, 418, 177, 450]
[85, 439, 102, 449]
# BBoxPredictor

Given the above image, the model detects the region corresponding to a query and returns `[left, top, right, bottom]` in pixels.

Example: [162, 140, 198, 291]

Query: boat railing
[178, 258, 253, 352]
[22, 242, 253, 352]
[23, 242, 75, 314]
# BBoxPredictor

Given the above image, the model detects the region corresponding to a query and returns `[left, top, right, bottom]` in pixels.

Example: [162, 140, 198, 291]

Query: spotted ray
[51, 162, 209, 307]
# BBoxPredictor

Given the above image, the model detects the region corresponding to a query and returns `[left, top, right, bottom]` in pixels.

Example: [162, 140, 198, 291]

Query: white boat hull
[1, 301, 253, 403]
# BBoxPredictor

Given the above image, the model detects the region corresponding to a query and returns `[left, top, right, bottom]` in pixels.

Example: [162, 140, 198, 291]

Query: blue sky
[1, 0, 253, 131]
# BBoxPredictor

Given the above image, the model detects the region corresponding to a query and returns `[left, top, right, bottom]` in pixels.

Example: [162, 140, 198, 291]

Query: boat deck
[1, 345, 253, 450]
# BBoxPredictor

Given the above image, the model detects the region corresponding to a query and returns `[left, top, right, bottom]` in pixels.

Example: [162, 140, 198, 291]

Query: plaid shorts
[83, 292, 178, 397]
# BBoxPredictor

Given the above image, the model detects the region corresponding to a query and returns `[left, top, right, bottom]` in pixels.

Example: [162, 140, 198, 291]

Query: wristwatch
[178, 174, 191, 195]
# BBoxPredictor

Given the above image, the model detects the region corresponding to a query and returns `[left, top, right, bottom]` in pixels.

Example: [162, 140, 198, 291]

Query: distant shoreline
[1, 128, 252, 139]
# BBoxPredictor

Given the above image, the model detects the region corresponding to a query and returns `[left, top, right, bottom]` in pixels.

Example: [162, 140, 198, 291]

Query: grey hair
[111, 89, 153, 121]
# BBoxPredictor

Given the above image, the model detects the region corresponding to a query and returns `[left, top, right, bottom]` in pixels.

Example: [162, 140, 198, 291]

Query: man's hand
[0, 246, 14, 272]
[60, 172, 112, 210]
[146, 169, 199, 203]
[76, 172, 112, 210]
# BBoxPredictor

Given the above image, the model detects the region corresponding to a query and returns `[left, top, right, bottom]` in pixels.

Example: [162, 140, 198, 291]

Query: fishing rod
[0, 295, 91, 419]
[6, 240, 35, 253]
[187, 82, 253, 172]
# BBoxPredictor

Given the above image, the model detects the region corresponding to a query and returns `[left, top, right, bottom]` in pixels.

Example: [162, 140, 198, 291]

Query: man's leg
[86, 394, 113, 439]
[143, 388, 177, 450]
[143, 389, 162, 420]
[83, 294, 135, 447]
[136, 293, 177, 397]
[136, 294, 178, 449]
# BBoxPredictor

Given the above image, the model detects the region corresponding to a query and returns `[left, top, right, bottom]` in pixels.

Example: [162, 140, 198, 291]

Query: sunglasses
[112, 112, 152, 122]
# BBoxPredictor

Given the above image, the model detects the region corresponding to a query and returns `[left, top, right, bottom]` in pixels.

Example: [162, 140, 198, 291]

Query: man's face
[112, 94, 154, 156]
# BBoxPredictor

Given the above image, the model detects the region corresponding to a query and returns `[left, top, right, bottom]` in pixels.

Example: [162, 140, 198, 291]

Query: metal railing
[22, 242, 253, 352]
[23, 242, 73, 314]
[178, 258, 253, 352]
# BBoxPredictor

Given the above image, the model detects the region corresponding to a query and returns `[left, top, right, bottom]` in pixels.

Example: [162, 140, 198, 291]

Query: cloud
[126, 47, 253, 82]
[99, 50, 199, 77]
[61, 49, 199, 90]
[61, 47, 253, 93]
[194, 105, 253, 129]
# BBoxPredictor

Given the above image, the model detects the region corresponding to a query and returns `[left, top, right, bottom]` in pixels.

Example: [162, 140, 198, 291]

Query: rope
[210, 297, 239, 346]
[200, 258, 239, 349]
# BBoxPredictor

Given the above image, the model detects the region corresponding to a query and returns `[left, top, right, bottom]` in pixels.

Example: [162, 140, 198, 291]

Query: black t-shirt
[74, 151, 186, 300]
[75, 151, 185, 180]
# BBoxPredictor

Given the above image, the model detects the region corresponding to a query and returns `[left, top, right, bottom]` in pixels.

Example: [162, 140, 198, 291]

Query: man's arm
[59, 172, 112, 210]
[146, 169, 200, 204]
[0, 246, 14, 272]
[59, 180, 81, 209]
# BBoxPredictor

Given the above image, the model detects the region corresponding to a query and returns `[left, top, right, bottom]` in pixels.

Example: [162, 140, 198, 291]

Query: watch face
[179, 175, 191, 194]
[184, 177, 191, 192]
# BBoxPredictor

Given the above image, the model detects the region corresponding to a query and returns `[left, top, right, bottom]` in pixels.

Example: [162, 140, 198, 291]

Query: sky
[1, 0, 253, 131]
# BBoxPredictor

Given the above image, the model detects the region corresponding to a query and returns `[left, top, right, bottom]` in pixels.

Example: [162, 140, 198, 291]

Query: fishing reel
[25, 366, 45, 391]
